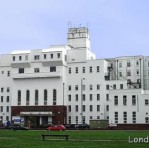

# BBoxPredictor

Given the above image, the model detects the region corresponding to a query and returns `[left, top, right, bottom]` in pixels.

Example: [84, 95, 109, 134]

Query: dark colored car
[75, 124, 90, 129]
[10, 125, 28, 130]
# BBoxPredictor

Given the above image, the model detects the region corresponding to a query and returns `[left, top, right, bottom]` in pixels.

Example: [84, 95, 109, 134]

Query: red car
[47, 125, 65, 131]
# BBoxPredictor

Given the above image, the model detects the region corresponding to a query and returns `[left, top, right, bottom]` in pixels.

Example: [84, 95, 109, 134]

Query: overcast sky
[0, 0, 149, 58]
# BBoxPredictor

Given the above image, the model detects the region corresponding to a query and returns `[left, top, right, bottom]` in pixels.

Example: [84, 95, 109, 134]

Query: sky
[0, 0, 149, 58]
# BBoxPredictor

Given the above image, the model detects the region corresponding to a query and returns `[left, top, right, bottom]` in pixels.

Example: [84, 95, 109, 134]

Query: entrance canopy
[20, 112, 53, 116]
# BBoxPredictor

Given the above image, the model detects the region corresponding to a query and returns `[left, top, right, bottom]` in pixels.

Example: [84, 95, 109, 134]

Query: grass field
[0, 130, 149, 148]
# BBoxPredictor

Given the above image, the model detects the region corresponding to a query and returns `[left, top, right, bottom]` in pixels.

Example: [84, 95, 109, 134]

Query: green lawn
[0, 130, 149, 148]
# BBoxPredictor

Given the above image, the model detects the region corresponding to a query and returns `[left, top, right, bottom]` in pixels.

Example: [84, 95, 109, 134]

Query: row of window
[119, 60, 140, 68]
[17, 89, 57, 106]
[106, 84, 124, 90]
[119, 70, 140, 77]
[114, 95, 136, 106]
[0, 96, 10, 103]
[1, 71, 10, 77]
[1, 87, 10, 93]
[68, 66, 100, 74]
[68, 105, 109, 112]
[12, 53, 62, 62]
[68, 115, 103, 124]
[68, 84, 100, 91]
[0, 106, 10, 113]
[68, 94, 100, 101]
[114, 111, 136, 123]
[18, 66, 56, 74]
[0, 116, 9, 122]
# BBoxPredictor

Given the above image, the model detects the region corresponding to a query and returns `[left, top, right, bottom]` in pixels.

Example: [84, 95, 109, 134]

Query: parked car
[75, 124, 90, 129]
[10, 125, 28, 130]
[47, 125, 65, 131]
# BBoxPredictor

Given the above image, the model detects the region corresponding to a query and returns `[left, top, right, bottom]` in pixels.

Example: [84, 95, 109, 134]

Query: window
[26, 90, 30, 105]
[44, 54, 47, 59]
[68, 95, 71, 101]
[53, 89, 57, 105]
[76, 116, 78, 124]
[136, 61, 139, 66]
[106, 85, 109, 90]
[114, 96, 118, 105]
[119, 63, 122, 68]
[68, 85, 71, 91]
[6, 106, 9, 112]
[35, 90, 38, 105]
[127, 71, 131, 76]
[75, 85, 78, 90]
[1, 88, 4, 92]
[145, 117, 149, 123]
[75, 67, 78, 73]
[82, 105, 85, 112]
[7, 71, 10, 77]
[69, 68, 71, 74]
[1, 96, 3, 102]
[13, 56, 15, 61]
[115, 112, 118, 123]
[120, 84, 123, 89]
[132, 112, 136, 123]
[132, 95, 136, 105]
[83, 116, 85, 124]
[123, 95, 127, 106]
[50, 66, 56, 72]
[68, 105, 71, 112]
[6, 96, 10, 102]
[97, 66, 100, 72]
[0, 106, 3, 112]
[145, 99, 149, 105]
[34, 68, 40, 73]
[50, 54, 53, 59]
[113, 84, 116, 89]
[18, 90, 21, 105]
[57, 53, 60, 58]
[89, 66, 92, 73]
[1, 71, 4, 74]
[97, 94, 100, 101]
[106, 105, 109, 111]
[82, 94, 85, 101]
[89, 85, 93, 90]
[127, 62, 131, 67]
[82, 67, 85, 73]
[19, 56, 22, 61]
[75, 105, 78, 112]
[19, 68, 24, 74]
[97, 105, 100, 111]
[34, 55, 40, 60]
[97, 116, 100, 119]
[136, 70, 139, 75]
[97, 84, 100, 90]
[68, 116, 71, 124]
[75, 94, 78, 101]
[123, 112, 127, 123]
[44, 89, 48, 105]
[90, 105, 93, 112]
[119, 72, 122, 77]
[90, 116, 93, 120]
[90, 94, 93, 101]
[106, 94, 109, 101]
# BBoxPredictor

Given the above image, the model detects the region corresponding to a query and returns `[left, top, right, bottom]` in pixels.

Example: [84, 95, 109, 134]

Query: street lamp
[81, 78, 85, 124]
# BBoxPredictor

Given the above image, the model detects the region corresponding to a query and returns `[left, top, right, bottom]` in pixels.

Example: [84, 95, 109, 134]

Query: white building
[0, 27, 149, 127]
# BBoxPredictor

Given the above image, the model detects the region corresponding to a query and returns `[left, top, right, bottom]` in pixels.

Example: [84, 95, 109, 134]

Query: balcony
[12, 72, 61, 79]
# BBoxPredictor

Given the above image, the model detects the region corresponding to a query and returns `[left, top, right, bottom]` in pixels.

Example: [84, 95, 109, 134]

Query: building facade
[0, 27, 149, 127]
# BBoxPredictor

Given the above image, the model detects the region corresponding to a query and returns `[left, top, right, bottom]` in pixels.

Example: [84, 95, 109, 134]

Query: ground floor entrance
[11, 105, 67, 128]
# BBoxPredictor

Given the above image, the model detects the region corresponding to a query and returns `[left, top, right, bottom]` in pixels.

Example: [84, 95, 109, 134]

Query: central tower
[67, 27, 91, 50]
